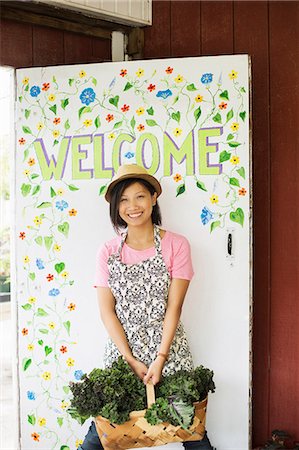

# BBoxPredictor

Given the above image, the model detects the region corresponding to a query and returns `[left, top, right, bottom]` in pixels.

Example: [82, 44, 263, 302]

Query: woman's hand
[143, 356, 165, 385]
[127, 357, 148, 381]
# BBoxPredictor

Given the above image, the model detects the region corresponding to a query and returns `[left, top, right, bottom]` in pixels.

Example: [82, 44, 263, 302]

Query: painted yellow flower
[195, 95, 203, 103]
[173, 128, 182, 137]
[23, 169, 30, 176]
[53, 244, 61, 252]
[28, 158, 35, 166]
[66, 357, 75, 367]
[57, 188, 64, 196]
[23, 256, 30, 264]
[38, 418, 46, 427]
[230, 156, 240, 165]
[136, 68, 144, 77]
[53, 130, 60, 138]
[108, 133, 115, 140]
[42, 371, 51, 381]
[37, 122, 44, 131]
[210, 194, 219, 204]
[34, 216, 42, 226]
[22, 77, 29, 85]
[76, 439, 83, 448]
[48, 94, 56, 102]
[79, 70, 86, 78]
[61, 400, 69, 410]
[229, 70, 238, 80]
[136, 107, 145, 116]
[231, 122, 239, 131]
[83, 119, 92, 127]
[48, 322, 56, 329]
[61, 271, 69, 279]
[27, 344, 34, 351]
[174, 74, 184, 83]
[28, 296, 36, 304]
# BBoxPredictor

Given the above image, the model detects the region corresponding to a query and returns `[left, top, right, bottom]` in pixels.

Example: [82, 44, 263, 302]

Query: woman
[79, 163, 213, 450]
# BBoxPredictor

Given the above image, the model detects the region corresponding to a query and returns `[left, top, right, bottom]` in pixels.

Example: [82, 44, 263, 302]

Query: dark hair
[109, 178, 162, 231]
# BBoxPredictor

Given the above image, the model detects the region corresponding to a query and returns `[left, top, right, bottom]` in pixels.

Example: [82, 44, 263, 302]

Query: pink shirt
[94, 230, 194, 287]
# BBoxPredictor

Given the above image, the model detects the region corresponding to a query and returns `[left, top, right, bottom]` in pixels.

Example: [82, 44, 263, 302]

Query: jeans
[79, 421, 213, 450]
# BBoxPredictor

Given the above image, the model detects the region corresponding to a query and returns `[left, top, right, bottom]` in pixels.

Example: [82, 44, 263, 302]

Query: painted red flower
[46, 274, 54, 282]
[239, 188, 247, 196]
[219, 102, 227, 110]
[137, 124, 145, 131]
[147, 84, 156, 92]
[166, 66, 173, 74]
[120, 69, 127, 77]
[31, 432, 40, 442]
[121, 104, 130, 113]
[60, 345, 67, 353]
[22, 328, 28, 336]
[42, 83, 50, 91]
[19, 138, 26, 145]
[19, 232, 26, 240]
[106, 114, 114, 122]
[53, 117, 61, 125]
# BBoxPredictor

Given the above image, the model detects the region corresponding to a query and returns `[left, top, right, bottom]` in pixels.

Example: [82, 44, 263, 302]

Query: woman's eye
[137, 195, 144, 199]
[120, 198, 127, 202]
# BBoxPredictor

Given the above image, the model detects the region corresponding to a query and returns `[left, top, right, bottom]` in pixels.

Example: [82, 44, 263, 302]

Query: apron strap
[116, 224, 162, 260]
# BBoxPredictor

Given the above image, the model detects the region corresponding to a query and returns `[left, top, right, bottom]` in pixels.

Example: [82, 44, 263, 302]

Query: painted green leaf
[31, 173, 39, 180]
[22, 126, 32, 134]
[131, 116, 136, 130]
[23, 358, 32, 371]
[60, 446, 70, 450]
[35, 236, 43, 246]
[94, 116, 101, 128]
[240, 87, 246, 93]
[29, 273, 35, 281]
[113, 121, 122, 129]
[54, 140, 59, 146]
[63, 385, 70, 394]
[25, 84, 29, 92]
[229, 177, 240, 187]
[49, 105, 57, 115]
[43, 360, 50, 365]
[37, 202, 52, 208]
[32, 185, 40, 196]
[61, 98, 69, 110]
[92, 77, 97, 86]
[109, 95, 119, 108]
[226, 109, 234, 122]
[50, 187, 56, 198]
[21, 184, 31, 196]
[230, 207, 244, 227]
[68, 184, 79, 191]
[146, 107, 154, 115]
[38, 340, 43, 346]
[194, 107, 201, 122]
[172, 96, 179, 105]
[227, 133, 234, 141]
[44, 236, 53, 251]
[19, 96, 23, 102]
[219, 151, 231, 163]
[45, 346, 53, 356]
[220, 90, 229, 100]
[213, 113, 222, 124]
[78, 106, 91, 119]
[124, 82, 133, 91]
[196, 180, 207, 192]
[22, 303, 32, 311]
[58, 222, 69, 238]
[37, 308, 48, 317]
[176, 184, 185, 197]
[28, 414, 36, 425]
[53, 76, 57, 83]
[228, 141, 241, 148]
[39, 329, 49, 334]
[63, 321, 71, 336]
[99, 185, 107, 196]
[69, 280, 74, 286]
[25, 109, 31, 119]
[57, 417, 64, 427]
[186, 83, 197, 91]
[210, 221, 221, 233]
[55, 262, 65, 274]
[239, 111, 246, 122]
[171, 111, 181, 123]
[237, 167, 245, 179]
[68, 78, 74, 86]
[23, 149, 29, 162]
[146, 119, 158, 127]
[64, 119, 70, 130]
[226, 191, 230, 198]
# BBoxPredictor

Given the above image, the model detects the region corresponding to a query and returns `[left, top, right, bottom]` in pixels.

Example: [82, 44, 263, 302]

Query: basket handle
[146, 381, 155, 408]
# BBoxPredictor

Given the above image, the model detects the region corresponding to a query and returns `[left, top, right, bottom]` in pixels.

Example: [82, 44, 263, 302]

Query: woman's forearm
[158, 304, 182, 356]
[101, 310, 134, 362]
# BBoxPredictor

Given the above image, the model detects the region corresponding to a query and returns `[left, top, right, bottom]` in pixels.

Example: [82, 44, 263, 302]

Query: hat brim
[105, 174, 162, 202]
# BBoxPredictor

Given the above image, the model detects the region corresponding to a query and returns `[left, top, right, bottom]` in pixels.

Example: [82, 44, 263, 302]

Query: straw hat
[105, 164, 162, 202]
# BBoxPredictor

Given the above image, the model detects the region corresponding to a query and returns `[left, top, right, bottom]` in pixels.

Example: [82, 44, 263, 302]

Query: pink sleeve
[94, 244, 110, 288]
[171, 236, 194, 280]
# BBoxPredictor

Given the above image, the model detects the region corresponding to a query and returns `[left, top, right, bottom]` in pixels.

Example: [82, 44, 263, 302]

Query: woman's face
[118, 182, 157, 227]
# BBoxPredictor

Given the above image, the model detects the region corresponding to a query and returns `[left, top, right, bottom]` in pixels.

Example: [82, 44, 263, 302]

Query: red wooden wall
[1, 1, 298, 446]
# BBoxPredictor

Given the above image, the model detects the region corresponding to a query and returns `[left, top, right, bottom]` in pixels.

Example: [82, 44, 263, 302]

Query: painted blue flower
[125, 151, 135, 159]
[156, 89, 172, 100]
[201, 206, 214, 225]
[201, 73, 213, 85]
[80, 88, 96, 106]
[27, 391, 36, 400]
[49, 288, 60, 297]
[74, 370, 84, 380]
[56, 200, 69, 211]
[30, 86, 41, 97]
[36, 258, 45, 270]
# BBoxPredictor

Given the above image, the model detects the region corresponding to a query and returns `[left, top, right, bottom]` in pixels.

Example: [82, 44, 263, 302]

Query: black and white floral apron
[104, 224, 194, 375]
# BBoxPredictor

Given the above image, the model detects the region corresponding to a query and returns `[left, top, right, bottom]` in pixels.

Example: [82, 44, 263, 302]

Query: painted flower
[120, 69, 127, 77]
[23, 256, 30, 264]
[57, 188, 64, 196]
[61, 400, 69, 410]
[22, 77, 29, 85]
[137, 124, 145, 132]
[53, 244, 61, 252]
[173, 128, 182, 137]
[28, 158, 35, 166]
[69, 208, 77, 216]
[48, 93, 56, 102]
[27, 391, 36, 400]
[156, 89, 172, 100]
[229, 70, 238, 80]
[80, 87, 96, 106]
[125, 151, 135, 159]
[42, 82, 50, 91]
[46, 274, 54, 282]
[27, 343, 34, 351]
[33, 216, 42, 225]
[108, 133, 115, 140]
[56, 200, 68, 211]
[22, 328, 28, 336]
[210, 194, 219, 204]
[79, 70, 86, 78]
[147, 84, 156, 92]
[42, 371, 51, 381]
[60, 345, 67, 353]
[53, 117, 61, 125]
[48, 322, 56, 329]
[121, 104, 130, 113]
[28, 296, 36, 304]
[165, 67, 173, 74]
[173, 174, 182, 182]
[231, 122, 239, 131]
[36, 258, 45, 270]
[136, 68, 144, 77]
[37, 122, 44, 130]
[174, 74, 184, 83]
[106, 114, 114, 122]
[53, 130, 60, 138]
[19, 138, 26, 145]
[74, 370, 84, 380]
[49, 288, 60, 297]
[67, 303, 76, 311]
[201, 206, 213, 225]
[76, 439, 83, 448]
[19, 232, 26, 240]
[219, 102, 227, 109]
[136, 107, 144, 116]
[23, 169, 30, 176]
[239, 187, 247, 196]
[38, 418, 46, 427]
[83, 119, 92, 127]
[195, 95, 203, 103]
[201, 73, 213, 84]
[66, 358, 75, 367]
[61, 271, 69, 279]
[230, 156, 240, 165]
[30, 86, 41, 97]
[31, 432, 40, 442]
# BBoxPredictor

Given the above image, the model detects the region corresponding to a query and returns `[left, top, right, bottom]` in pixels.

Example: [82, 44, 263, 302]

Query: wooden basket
[95, 383, 207, 449]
